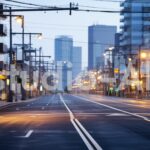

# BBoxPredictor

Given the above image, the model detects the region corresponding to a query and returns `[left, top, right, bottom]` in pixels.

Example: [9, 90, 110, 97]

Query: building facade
[72, 46, 82, 80]
[55, 36, 73, 62]
[0, 4, 9, 101]
[54, 36, 73, 92]
[55, 61, 72, 92]
[88, 25, 116, 70]
[120, 0, 150, 54]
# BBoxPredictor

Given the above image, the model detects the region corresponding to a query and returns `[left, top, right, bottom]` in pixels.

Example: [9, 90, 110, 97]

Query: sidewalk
[77, 93, 150, 108]
[0, 101, 10, 107]
[0, 96, 40, 108]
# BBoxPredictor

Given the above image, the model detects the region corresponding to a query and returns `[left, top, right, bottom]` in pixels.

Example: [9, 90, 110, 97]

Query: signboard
[114, 68, 119, 74]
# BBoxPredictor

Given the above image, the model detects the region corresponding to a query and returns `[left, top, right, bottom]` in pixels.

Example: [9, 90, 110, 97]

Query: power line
[94, 0, 150, 3]
[79, 5, 117, 10]
[94, 0, 123, 2]
[3, 0, 54, 8]
[77, 8, 150, 13]
[43, 37, 115, 46]
[0, 2, 37, 9]
[0, 7, 78, 12]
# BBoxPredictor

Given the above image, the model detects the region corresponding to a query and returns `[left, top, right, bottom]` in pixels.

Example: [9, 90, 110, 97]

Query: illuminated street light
[134, 72, 138, 78]
[6, 79, 10, 86]
[97, 75, 102, 80]
[37, 33, 43, 40]
[128, 58, 132, 62]
[15, 16, 23, 26]
[108, 47, 114, 51]
[140, 52, 147, 59]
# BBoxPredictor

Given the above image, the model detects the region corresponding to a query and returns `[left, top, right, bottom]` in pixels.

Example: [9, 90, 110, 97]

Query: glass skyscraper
[55, 36, 73, 62]
[54, 36, 73, 92]
[88, 25, 116, 70]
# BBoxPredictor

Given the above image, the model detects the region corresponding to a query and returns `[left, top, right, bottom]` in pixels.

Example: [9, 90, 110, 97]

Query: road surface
[0, 94, 150, 150]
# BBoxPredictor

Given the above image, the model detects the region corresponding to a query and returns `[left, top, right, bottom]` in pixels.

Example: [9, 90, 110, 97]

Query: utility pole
[8, 7, 13, 102]
[38, 47, 42, 95]
[69, 2, 72, 15]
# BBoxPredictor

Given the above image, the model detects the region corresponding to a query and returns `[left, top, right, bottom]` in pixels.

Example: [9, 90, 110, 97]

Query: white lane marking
[86, 95, 150, 108]
[20, 130, 34, 138]
[75, 119, 102, 150]
[71, 119, 94, 150]
[73, 95, 150, 122]
[106, 113, 130, 117]
[59, 94, 103, 150]
[59, 94, 74, 119]
[93, 97, 148, 108]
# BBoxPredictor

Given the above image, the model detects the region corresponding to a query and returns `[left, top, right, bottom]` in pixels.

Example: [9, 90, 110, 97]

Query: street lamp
[140, 52, 147, 59]
[37, 33, 43, 40]
[15, 16, 23, 25]
[8, 7, 25, 102]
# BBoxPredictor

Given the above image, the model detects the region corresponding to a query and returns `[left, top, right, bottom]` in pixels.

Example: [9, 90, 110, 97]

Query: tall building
[88, 25, 116, 70]
[55, 36, 73, 62]
[120, 0, 150, 55]
[54, 36, 73, 91]
[72, 46, 82, 79]
[55, 61, 72, 92]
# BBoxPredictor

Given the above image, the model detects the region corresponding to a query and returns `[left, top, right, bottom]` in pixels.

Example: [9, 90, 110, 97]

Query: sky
[2, 0, 121, 68]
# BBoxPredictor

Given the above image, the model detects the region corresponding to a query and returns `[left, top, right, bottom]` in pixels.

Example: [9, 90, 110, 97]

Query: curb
[0, 97, 40, 110]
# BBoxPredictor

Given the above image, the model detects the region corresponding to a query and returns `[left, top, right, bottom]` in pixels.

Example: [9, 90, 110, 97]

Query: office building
[56, 61, 72, 92]
[88, 25, 116, 70]
[55, 36, 73, 62]
[72, 46, 82, 79]
[54, 36, 74, 91]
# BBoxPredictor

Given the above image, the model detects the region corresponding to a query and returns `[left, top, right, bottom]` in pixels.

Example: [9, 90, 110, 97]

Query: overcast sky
[3, 0, 121, 68]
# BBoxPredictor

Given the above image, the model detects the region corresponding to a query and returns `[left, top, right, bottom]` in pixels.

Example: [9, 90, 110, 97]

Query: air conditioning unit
[0, 24, 7, 36]
[0, 43, 8, 53]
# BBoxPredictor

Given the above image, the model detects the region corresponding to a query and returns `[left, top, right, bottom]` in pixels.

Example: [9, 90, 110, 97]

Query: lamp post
[7, 7, 24, 102]
[12, 32, 42, 98]
[32, 51, 51, 95]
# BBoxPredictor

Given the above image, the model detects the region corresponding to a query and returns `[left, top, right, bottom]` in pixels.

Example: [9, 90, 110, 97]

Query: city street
[0, 94, 150, 150]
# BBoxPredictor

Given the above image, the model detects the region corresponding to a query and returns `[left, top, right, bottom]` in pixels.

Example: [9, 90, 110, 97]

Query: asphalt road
[0, 94, 150, 150]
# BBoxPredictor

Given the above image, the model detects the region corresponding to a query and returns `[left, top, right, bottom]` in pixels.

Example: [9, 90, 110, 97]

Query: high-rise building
[72, 46, 82, 79]
[55, 36, 73, 62]
[54, 36, 73, 91]
[55, 61, 72, 92]
[120, 0, 150, 55]
[88, 25, 116, 70]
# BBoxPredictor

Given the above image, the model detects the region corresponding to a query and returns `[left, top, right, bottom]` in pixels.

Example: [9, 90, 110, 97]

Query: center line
[59, 94, 103, 150]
